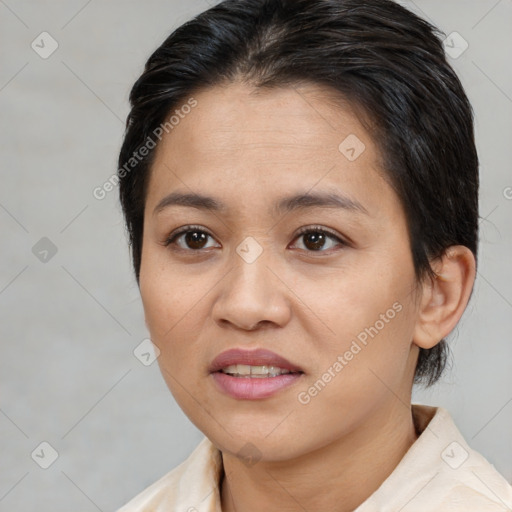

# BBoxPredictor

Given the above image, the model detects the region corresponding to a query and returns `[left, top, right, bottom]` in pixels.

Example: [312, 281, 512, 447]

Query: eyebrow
[153, 191, 369, 217]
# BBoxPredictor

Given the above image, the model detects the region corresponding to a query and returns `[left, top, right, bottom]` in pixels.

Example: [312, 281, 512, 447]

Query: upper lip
[209, 348, 304, 373]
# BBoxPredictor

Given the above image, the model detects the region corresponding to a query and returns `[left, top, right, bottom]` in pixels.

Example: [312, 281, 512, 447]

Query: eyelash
[163, 224, 348, 254]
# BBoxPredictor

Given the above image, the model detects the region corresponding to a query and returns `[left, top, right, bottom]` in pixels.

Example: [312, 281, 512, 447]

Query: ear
[413, 245, 476, 350]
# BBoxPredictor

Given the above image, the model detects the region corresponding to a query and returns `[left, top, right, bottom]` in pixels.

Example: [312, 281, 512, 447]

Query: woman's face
[139, 82, 423, 461]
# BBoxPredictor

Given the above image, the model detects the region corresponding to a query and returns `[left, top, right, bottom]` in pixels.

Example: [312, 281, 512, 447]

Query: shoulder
[116, 436, 223, 512]
[429, 445, 512, 511]
[358, 404, 512, 512]
[426, 406, 512, 511]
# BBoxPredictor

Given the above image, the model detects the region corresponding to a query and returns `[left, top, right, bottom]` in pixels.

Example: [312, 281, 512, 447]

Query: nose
[211, 249, 292, 331]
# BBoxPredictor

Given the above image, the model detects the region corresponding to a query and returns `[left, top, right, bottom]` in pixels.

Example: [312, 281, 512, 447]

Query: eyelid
[163, 224, 216, 247]
[293, 225, 347, 243]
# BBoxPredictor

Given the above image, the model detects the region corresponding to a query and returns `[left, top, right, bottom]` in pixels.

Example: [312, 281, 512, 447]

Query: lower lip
[211, 371, 303, 400]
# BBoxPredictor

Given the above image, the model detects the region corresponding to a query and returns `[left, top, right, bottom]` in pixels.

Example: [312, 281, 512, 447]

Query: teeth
[221, 364, 293, 378]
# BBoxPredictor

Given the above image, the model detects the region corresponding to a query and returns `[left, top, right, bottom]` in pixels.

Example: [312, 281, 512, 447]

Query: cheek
[293, 264, 404, 336]
[140, 247, 182, 341]
[141, 277, 194, 344]
[291, 259, 417, 379]
[139, 250, 214, 364]
[296, 299, 416, 425]
[139, 254, 217, 421]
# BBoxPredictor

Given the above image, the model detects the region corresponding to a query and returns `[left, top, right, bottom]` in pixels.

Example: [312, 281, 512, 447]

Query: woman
[116, 0, 512, 510]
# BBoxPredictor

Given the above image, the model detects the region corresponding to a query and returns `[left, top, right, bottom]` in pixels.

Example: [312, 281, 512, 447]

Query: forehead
[158, 82, 368, 159]
[146, 81, 397, 220]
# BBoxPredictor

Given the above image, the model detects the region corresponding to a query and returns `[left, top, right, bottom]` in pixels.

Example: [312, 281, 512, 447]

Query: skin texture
[139, 82, 476, 511]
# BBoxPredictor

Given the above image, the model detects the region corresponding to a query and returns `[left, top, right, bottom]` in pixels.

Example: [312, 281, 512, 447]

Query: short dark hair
[118, 0, 479, 387]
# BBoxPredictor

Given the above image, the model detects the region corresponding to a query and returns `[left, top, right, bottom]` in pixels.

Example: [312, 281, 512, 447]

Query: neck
[220, 399, 419, 512]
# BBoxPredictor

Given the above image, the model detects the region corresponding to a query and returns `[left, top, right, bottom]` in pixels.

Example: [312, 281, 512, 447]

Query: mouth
[209, 348, 304, 399]
[209, 347, 304, 375]
[218, 364, 303, 378]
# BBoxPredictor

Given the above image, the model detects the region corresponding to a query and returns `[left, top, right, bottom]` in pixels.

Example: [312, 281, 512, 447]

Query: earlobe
[413, 246, 476, 350]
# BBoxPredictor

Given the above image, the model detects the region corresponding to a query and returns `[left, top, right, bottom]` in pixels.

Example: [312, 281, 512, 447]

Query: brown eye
[183, 231, 208, 249]
[302, 231, 327, 251]
[165, 226, 219, 251]
[292, 227, 346, 253]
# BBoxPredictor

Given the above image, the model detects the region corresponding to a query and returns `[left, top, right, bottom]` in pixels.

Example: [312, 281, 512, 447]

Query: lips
[209, 348, 304, 374]
[209, 348, 304, 400]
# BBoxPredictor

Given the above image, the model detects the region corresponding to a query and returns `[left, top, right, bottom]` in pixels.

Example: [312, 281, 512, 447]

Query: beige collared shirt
[117, 404, 512, 511]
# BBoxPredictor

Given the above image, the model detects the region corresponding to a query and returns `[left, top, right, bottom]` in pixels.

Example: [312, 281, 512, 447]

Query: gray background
[0, 0, 511, 510]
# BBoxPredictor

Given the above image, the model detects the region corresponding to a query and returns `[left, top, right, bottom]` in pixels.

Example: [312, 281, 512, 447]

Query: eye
[164, 225, 347, 253]
[291, 226, 347, 252]
[164, 225, 219, 251]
